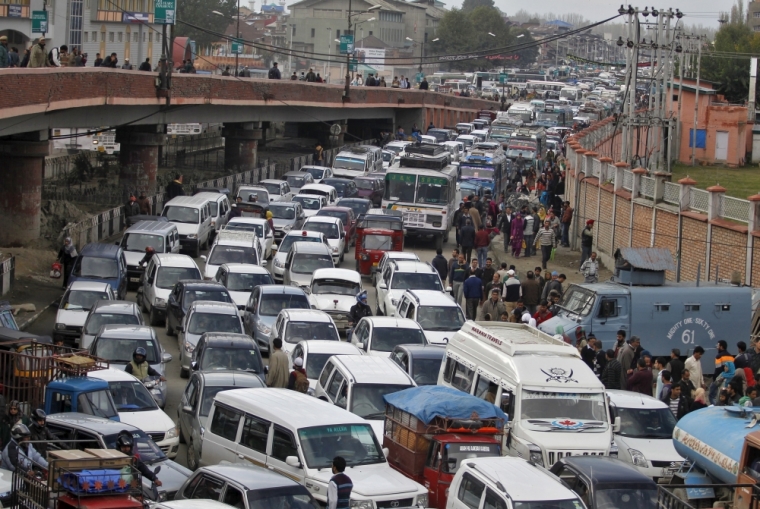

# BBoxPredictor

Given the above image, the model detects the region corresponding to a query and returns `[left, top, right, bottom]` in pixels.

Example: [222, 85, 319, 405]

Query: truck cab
[44, 377, 120, 421]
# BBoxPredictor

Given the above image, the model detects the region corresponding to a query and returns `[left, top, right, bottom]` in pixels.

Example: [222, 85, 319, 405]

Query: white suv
[307, 268, 362, 331]
[270, 230, 329, 283]
[201, 230, 264, 279]
[375, 260, 446, 316]
[302, 216, 346, 264]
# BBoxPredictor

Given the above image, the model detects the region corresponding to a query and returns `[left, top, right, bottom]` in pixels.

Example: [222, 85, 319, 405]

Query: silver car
[80, 300, 143, 349]
[177, 300, 244, 378]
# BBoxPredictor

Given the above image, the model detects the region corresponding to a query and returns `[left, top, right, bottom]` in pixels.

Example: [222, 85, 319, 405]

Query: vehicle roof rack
[404, 144, 447, 157]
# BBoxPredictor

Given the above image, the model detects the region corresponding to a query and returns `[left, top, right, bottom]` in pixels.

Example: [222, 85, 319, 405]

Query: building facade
[749, 0, 760, 32]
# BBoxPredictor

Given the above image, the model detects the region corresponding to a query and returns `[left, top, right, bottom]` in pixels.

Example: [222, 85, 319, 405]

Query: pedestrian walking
[137, 193, 151, 215]
[268, 62, 281, 79]
[266, 338, 289, 388]
[497, 206, 513, 253]
[534, 220, 557, 270]
[580, 220, 594, 266]
[501, 270, 521, 314]
[328, 457, 352, 509]
[0, 36, 8, 68]
[463, 271, 483, 320]
[522, 211, 535, 257]
[166, 174, 184, 199]
[685, 346, 705, 388]
[459, 219, 475, 264]
[287, 357, 309, 392]
[57, 237, 78, 288]
[560, 201, 573, 247]
[580, 251, 599, 283]
[618, 336, 640, 388]
[478, 288, 505, 321]
[474, 226, 490, 268]
[510, 212, 524, 257]
[447, 248, 459, 287]
[541, 271, 562, 301]
[453, 202, 466, 248]
[431, 248, 448, 283]
[139, 58, 151, 71]
[520, 271, 540, 315]
[124, 194, 140, 218]
[449, 254, 469, 306]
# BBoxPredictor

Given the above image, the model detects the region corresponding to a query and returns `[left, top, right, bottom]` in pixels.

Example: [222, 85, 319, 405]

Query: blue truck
[538, 248, 751, 363]
[44, 377, 120, 421]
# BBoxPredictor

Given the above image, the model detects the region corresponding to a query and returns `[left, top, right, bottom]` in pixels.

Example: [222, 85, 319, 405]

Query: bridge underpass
[0, 68, 495, 245]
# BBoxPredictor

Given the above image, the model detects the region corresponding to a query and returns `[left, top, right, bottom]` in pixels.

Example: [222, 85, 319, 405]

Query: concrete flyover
[0, 68, 495, 246]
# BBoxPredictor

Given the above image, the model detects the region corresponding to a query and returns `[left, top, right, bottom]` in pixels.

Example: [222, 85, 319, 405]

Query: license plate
[129, 277, 140, 282]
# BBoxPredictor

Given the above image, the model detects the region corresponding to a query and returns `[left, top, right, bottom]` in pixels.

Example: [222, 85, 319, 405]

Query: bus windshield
[416, 176, 449, 205]
[384, 173, 416, 203]
[334, 157, 365, 171]
[460, 165, 494, 180]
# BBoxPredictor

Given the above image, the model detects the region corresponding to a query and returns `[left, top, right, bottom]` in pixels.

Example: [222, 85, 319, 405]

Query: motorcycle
[142, 375, 164, 408]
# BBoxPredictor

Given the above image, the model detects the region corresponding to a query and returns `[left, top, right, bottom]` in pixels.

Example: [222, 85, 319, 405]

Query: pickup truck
[382, 385, 507, 509]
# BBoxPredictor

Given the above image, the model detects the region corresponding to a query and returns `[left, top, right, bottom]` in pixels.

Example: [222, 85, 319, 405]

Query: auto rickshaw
[354, 213, 404, 276]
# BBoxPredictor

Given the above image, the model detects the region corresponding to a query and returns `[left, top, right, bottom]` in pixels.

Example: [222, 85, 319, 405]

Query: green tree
[174, 0, 237, 48]
[461, 0, 494, 12]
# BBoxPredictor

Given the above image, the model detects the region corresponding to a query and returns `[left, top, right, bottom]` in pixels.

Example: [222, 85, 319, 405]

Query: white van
[447, 457, 586, 509]
[194, 192, 231, 238]
[298, 184, 337, 206]
[438, 321, 613, 468]
[332, 145, 383, 178]
[161, 195, 214, 257]
[200, 388, 430, 508]
[119, 220, 180, 285]
[139, 253, 202, 326]
[314, 355, 416, 439]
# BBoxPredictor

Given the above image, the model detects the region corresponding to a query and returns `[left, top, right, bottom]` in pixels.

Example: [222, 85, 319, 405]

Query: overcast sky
[444, 0, 725, 28]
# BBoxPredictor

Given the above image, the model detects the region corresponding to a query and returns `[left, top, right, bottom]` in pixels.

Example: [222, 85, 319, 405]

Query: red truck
[382, 386, 507, 509]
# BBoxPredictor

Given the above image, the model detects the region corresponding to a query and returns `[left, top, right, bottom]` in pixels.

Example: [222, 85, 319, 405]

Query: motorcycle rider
[0, 399, 30, 449]
[124, 347, 166, 382]
[115, 431, 162, 486]
[348, 291, 372, 338]
[1, 423, 48, 475]
[28, 409, 55, 456]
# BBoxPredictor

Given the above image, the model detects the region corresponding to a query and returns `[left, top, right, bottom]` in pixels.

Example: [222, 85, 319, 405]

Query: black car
[322, 178, 359, 198]
[166, 280, 234, 337]
[390, 344, 445, 386]
[191, 332, 266, 382]
[336, 197, 372, 218]
[549, 456, 659, 509]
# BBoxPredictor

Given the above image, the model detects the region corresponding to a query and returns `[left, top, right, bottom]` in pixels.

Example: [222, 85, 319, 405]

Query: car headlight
[283, 224, 292, 231]
[256, 322, 271, 335]
[154, 298, 167, 308]
[274, 258, 284, 268]
[415, 494, 428, 507]
[187, 234, 197, 239]
[391, 299, 398, 307]
[165, 425, 179, 440]
[331, 246, 339, 254]
[55, 323, 66, 330]
[528, 445, 544, 467]
[629, 448, 647, 468]
[350, 501, 373, 509]
[183, 341, 195, 354]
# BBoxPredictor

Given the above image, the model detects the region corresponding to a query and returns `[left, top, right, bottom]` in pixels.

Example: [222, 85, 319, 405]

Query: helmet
[116, 431, 133, 450]
[11, 423, 31, 440]
[356, 291, 368, 304]
[32, 408, 47, 422]
[133, 347, 147, 362]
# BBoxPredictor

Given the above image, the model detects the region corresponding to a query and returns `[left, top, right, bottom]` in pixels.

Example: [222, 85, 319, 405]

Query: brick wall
[614, 197, 631, 249]
[631, 203, 653, 248]
[709, 223, 748, 284]
[598, 189, 614, 255]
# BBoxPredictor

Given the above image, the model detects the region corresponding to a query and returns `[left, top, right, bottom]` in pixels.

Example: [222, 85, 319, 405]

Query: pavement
[4, 276, 64, 331]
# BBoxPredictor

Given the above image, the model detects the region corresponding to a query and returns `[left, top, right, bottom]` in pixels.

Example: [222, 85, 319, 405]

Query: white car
[236, 185, 270, 204]
[55, 282, 116, 346]
[350, 316, 427, 356]
[201, 230, 264, 279]
[372, 251, 420, 285]
[299, 165, 334, 184]
[213, 263, 274, 310]
[375, 260, 445, 316]
[293, 194, 327, 218]
[381, 150, 395, 169]
[270, 230, 329, 283]
[224, 217, 274, 259]
[269, 308, 340, 355]
[302, 216, 346, 264]
[258, 179, 293, 202]
[307, 268, 362, 331]
[607, 389, 685, 480]
[288, 339, 364, 393]
[298, 183, 337, 206]
[89, 368, 180, 458]
[0, 467, 11, 507]
[395, 289, 465, 345]
[383, 141, 412, 157]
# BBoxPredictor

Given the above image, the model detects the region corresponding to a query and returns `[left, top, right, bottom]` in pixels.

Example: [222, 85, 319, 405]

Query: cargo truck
[382, 385, 507, 509]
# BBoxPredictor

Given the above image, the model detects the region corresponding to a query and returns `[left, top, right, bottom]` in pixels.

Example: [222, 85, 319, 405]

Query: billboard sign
[154, 0, 176, 25]
[354, 47, 385, 71]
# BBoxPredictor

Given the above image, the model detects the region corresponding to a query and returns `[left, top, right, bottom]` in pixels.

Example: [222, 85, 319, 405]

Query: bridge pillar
[223, 123, 259, 172]
[116, 127, 165, 197]
[0, 134, 49, 246]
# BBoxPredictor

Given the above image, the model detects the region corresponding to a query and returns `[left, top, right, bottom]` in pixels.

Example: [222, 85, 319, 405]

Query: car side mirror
[147, 277, 154, 284]
[303, 287, 311, 295]
[182, 405, 193, 414]
[445, 286, 452, 292]
[356, 342, 365, 350]
[285, 262, 291, 269]
[200, 255, 207, 262]
[379, 282, 387, 290]
[114, 241, 120, 246]
[285, 456, 302, 468]
[382, 447, 389, 458]
[246, 306, 255, 313]
[162, 352, 173, 363]
[191, 361, 199, 371]
[613, 416, 621, 433]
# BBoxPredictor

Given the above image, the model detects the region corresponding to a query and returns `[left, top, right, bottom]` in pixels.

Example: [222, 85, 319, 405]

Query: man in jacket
[305, 68, 316, 82]
[0, 36, 8, 68]
[501, 270, 521, 314]
[139, 58, 151, 71]
[541, 271, 562, 301]
[474, 226, 490, 268]
[580, 251, 599, 283]
[520, 271, 540, 315]
[478, 288, 505, 321]
[125, 347, 165, 381]
[431, 248, 448, 283]
[166, 174, 184, 199]
[560, 201, 573, 247]
[627, 358, 654, 395]
[29, 37, 48, 68]
[1, 423, 48, 474]
[484, 272, 502, 299]
[28, 409, 56, 456]
[328, 456, 352, 509]
[452, 202, 466, 248]
[463, 271, 483, 320]
[449, 254, 469, 307]
[497, 206, 513, 253]
[580, 219, 594, 266]
[125, 194, 140, 217]
[618, 336, 641, 388]
[601, 350, 622, 390]
[268, 62, 281, 79]
[663, 384, 689, 419]
[459, 219, 476, 264]
[137, 192, 151, 215]
[467, 202, 482, 230]
[348, 292, 372, 327]
[267, 338, 289, 388]
[115, 432, 161, 486]
[666, 348, 684, 383]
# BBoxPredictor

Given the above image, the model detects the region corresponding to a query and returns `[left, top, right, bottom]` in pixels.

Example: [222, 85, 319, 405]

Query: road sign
[231, 39, 244, 54]
[349, 58, 358, 72]
[330, 124, 342, 136]
[339, 35, 354, 55]
[31, 10, 48, 33]
[499, 73, 507, 84]
[153, 0, 176, 25]
[415, 72, 424, 83]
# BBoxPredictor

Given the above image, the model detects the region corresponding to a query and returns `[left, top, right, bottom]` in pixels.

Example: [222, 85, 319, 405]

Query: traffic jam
[0, 109, 755, 509]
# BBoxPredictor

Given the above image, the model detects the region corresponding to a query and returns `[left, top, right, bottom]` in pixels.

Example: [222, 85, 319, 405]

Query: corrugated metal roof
[616, 247, 675, 271]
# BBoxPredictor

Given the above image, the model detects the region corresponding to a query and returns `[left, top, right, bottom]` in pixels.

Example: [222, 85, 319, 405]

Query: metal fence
[663, 182, 680, 205]
[690, 188, 710, 213]
[640, 176, 655, 198]
[622, 170, 634, 191]
[45, 152, 99, 180]
[720, 195, 750, 223]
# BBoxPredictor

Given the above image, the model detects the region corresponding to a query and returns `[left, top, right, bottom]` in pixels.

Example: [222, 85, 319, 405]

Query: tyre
[443, 227, 450, 243]
[193, 242, 201, 259]
[376, 305, 383, 316]
[340, 251, 344, 263]
[344, 241, 349, 253]
[149, 307, 161, 326]
[187, 438, 199, 471]
[180, 366, 189, 379]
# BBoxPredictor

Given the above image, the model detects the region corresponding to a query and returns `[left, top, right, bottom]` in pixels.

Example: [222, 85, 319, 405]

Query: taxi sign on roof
[459, 321, 578, 357]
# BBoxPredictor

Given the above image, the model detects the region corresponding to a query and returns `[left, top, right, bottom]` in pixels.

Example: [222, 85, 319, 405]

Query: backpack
[293, 370, 309, 393]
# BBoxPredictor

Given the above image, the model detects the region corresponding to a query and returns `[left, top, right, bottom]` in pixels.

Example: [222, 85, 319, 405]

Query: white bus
[560, 86, 582, 101]
[381, 145, 457, 250]
[526, 80, 567, 95]
[167, 123, 203, 135]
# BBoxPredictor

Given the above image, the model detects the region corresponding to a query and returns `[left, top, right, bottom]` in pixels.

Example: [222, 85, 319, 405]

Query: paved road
[26, 233, 447, 469]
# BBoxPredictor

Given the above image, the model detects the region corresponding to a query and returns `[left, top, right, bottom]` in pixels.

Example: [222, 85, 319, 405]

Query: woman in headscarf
[510, 212, 524, 258]
[0, 400, 30, 449]
[57, 237, 78, 288]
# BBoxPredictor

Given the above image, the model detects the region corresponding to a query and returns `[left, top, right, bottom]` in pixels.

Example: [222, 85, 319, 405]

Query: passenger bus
[560, 86, 582, 101]
[381, 145, 457, 250]
[425, 72, 467, 86]
[458, 149, 510, 196]
[505, 73, 547, 89]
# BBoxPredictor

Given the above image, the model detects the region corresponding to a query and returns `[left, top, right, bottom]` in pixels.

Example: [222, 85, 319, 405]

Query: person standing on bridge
[139, 58, 151, 71]
[313, 143, 324, 164]
[419, 77, 428, 90]
[29, 37, 48, 68]
[0, 36, 8, 68]
[57, 237, 78, 289]
[268, 62, 281, 79]
[166, 174, 184, 199]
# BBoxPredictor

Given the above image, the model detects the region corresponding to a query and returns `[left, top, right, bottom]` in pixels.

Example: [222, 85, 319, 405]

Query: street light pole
[235, 0, 240, 76]
[345, 0, 352, 98]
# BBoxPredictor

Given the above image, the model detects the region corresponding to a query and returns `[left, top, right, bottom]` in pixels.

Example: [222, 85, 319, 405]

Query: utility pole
[691, 35, 702, 167]
[344, 0, 352, 99]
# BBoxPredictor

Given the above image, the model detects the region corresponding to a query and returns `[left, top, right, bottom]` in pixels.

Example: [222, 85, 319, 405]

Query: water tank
[673, 406, 754, 484]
